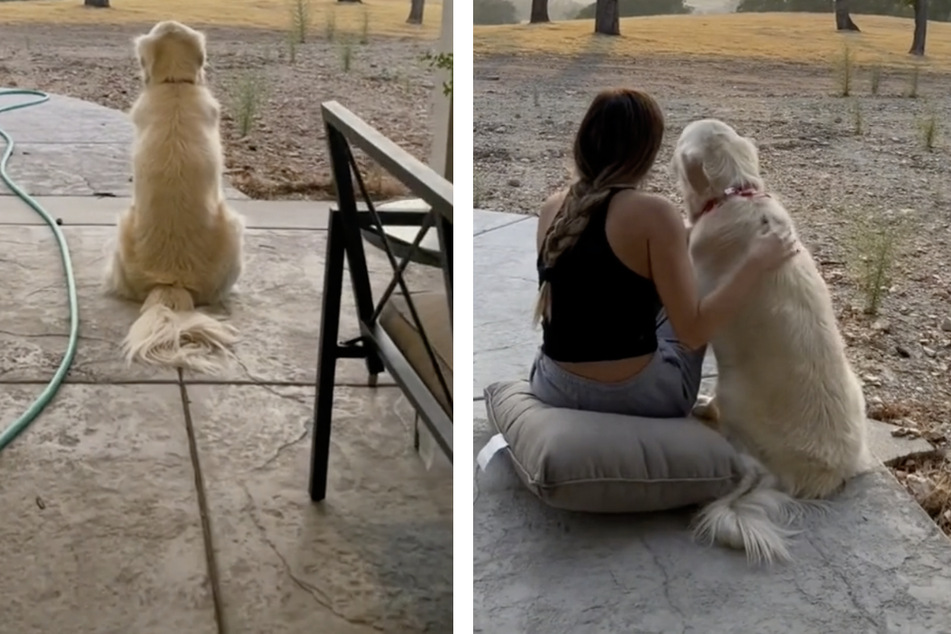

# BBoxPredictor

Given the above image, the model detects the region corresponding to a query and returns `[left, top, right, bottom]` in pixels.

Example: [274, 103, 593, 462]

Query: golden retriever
[670, 118, 874, 565]
[105, 20, 244, 375]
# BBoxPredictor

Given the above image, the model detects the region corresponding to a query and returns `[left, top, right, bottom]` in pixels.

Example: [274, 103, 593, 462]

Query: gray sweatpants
[528, 311, 707, 418]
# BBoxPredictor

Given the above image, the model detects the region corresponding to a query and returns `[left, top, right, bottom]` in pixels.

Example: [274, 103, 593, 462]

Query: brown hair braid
[533, 88, 666, 326]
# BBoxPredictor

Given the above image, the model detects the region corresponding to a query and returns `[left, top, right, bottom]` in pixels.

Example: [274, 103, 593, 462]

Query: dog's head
[670, 119, 763, 221]
[134, 21, 207, 86]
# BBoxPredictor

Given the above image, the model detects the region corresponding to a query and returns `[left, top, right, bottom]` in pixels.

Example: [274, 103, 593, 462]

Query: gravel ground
[475, 53, 951, 534]
[0, 23, 438, 200]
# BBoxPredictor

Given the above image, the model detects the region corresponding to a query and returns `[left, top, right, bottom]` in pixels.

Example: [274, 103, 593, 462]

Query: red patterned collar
[700, 187, 770, 216]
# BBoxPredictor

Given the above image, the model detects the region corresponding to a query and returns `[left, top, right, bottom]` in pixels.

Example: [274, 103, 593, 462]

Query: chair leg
[339, 209, 385, 382]
[310, 212, 347, 502]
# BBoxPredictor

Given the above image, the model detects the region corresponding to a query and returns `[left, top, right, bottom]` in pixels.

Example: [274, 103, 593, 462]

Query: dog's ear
[192, 28, 207, 69]
[679, 148, 710, 194]
[133, 33, 154, 83]
[741, 135, 760, 171]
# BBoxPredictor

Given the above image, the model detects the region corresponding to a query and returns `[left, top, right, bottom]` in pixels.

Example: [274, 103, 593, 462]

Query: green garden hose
[0, 89, 79, 451]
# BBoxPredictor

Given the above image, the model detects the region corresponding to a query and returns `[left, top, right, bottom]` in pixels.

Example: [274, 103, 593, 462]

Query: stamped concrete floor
[0, 90, 246, 200]
[0, 85, 450, 633]
[473, 210, 951, 633]
[0, 200, 452, 634]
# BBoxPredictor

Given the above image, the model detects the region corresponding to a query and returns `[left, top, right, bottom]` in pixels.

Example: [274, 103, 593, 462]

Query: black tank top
[538, 191, 662, 363]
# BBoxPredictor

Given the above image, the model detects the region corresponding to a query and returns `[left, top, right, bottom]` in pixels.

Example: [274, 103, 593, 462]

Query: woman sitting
[530, 88, 797, 418]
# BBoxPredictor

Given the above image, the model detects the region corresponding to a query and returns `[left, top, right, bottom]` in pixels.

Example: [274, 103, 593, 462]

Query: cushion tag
[476, 433, 509, 471]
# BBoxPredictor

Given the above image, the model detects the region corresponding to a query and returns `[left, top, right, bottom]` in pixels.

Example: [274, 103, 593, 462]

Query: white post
[428, 0, 453, 182]
[410, 0, 452, 472]
[375, 0, 450, 251]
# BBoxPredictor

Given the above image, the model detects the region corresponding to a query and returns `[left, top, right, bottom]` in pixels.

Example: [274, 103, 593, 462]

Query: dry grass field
[475, 12, 951, 70]
[1, 0, 443, 37]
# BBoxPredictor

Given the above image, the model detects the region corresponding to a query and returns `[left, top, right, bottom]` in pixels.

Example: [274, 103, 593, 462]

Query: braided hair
[533, 88, 666, 326]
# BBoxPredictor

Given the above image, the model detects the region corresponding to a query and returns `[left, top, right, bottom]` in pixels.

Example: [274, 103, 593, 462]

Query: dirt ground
[0, 23, 438, 199]
[475, 53, 951, 534]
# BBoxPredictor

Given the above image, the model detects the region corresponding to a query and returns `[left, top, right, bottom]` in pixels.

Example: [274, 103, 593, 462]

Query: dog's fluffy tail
[693, 456, 804, 566]
[123, 284, 237, 375]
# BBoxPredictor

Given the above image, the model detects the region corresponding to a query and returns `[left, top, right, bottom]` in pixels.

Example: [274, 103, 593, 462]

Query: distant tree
[576, 0, 690, 19]
[84, 0, 110, 6]
[474, 0, 518, 24]
[595, 0, 620, 34]
[407, 0, 425, 24]
[549, 0, 585, 19]
[835, 0, 861, 30]
[908, 0, 928, 54]
[932, 0, 951, 20]
[737, 0, 951, 20]
[736, 0, 818, 10]
[531, 0, 550, 22]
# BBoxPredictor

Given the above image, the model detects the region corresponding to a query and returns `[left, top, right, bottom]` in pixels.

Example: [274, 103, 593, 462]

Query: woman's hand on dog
[747, 223, 799, 272]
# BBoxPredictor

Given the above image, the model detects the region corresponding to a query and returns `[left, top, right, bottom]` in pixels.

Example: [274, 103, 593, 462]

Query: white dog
[105, 21, 244, 375]
[670, 119, 873, 565]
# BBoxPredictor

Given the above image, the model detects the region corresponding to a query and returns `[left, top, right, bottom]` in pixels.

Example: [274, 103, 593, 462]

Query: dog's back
[131, 84, 223, 211]
[691, 196, 871, 498]
[126, 83, 235, 298]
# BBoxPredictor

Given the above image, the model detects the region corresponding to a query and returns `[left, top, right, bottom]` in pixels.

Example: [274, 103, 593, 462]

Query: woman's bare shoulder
[613, 190, 678, 213]
[540, 189, 568, 219]
[610, 190, 683, 232]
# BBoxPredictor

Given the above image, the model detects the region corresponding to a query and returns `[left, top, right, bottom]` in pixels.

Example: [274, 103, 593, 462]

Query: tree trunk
[594, 0, 619, 35]
[909, 0, 928, 55]
[530, 0, 550, 23]
[834, 0, 860, 31]
[406, 0, 424, 24]
[83, 0, 110, 7]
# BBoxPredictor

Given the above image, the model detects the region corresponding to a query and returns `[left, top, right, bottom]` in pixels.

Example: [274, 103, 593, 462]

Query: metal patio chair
[309, 101, 453, 501]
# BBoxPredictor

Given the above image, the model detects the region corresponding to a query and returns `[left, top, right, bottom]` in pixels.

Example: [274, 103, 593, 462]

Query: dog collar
[700, 187, 770, 216]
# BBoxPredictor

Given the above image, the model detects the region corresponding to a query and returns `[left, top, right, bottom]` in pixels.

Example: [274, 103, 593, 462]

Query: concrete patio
[473, 210, 951, 633]
[0, 94, 451, 632]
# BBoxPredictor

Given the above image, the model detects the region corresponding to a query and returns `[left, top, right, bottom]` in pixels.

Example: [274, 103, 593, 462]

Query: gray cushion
[380, 291, 452, 414]
[483, 380, 744, 513]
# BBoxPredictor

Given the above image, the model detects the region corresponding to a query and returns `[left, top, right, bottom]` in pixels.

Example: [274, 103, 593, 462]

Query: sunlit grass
[474, 13, 951, 70]
[0, 0, 442, 38]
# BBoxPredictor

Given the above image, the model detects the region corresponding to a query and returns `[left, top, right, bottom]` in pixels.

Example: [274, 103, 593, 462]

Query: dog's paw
[692, 394, 720, 428]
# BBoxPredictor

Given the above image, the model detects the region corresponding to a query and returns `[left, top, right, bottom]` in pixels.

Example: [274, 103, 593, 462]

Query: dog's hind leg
[104, 206, 139, 300]
[210, 202, 244, 305]
[103, 250, 138, 301]
[782, 467, 850, 501]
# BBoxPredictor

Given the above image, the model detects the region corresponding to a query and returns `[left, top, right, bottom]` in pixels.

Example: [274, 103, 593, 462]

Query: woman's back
[537, 188, 662, 365]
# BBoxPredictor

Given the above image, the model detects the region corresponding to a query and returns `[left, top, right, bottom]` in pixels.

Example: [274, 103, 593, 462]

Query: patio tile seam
[0, 141, 125, 146]
[178, 380, 401, 389]
[178, 381, 226, 634]
[0, 379, 404, 388]
[0, 221, 330, 231]
[473, 214, 533, 238]
[0, 378, 182, 385]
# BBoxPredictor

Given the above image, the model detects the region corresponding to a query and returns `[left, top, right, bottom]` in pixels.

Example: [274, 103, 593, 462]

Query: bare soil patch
[0, 23, 439, 200]
[475, 52, 951, 534]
